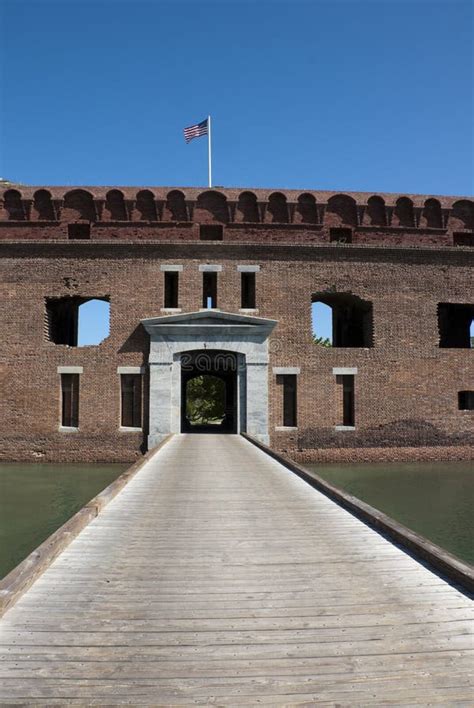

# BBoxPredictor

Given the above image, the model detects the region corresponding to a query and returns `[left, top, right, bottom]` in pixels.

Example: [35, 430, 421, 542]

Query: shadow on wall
[118, 323, 149, 357]
[297, 420, 474, 449]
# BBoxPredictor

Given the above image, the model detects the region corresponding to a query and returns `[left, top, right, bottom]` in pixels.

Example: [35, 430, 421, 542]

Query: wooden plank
[0, 433, 472, 704]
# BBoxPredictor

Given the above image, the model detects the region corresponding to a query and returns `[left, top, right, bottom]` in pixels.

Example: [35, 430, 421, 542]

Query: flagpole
[207, 115, 212, 188]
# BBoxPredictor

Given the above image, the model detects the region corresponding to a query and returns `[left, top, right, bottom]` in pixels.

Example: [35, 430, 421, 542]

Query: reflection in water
[304, 461, 474, 565]
[0, 463, 126, 579]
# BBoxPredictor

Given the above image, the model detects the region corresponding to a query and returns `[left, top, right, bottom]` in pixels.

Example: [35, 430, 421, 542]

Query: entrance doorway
[181, 350, 238, 434]
[142, 309, 277, 446]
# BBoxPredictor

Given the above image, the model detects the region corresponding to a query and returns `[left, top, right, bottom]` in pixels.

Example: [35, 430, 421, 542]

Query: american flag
[183, 118, 208, 143]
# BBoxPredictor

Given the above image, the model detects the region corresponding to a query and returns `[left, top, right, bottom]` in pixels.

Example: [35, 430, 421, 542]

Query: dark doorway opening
[181, 350, 238, 433]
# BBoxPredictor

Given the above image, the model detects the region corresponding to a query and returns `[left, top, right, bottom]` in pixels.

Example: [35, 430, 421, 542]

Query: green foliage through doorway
[185, 375, 226, 425]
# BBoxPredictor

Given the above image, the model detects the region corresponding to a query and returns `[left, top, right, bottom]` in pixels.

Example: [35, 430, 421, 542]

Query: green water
[0, 463, 126, 580]
[304, 461, 474, 565]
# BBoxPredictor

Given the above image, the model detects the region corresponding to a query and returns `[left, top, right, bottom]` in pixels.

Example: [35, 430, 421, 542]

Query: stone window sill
[239, 308, 259, 314]
[59, 426, 79, 432]
[160, 308, 182, 313]
[275, 426, 298, 431]
[119, 426, 143, 432]
[335, 425, 356, 431]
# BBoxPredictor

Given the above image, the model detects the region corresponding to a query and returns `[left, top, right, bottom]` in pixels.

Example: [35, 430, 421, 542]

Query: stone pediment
[142, 310, 277, 338]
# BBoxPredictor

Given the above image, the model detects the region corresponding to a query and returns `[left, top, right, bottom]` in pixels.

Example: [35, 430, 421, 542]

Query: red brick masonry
[0, 184, 472, 462]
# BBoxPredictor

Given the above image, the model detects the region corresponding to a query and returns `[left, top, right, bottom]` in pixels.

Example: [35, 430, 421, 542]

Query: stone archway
[181, 350, 238, 434]
[141, 310, 277, 448]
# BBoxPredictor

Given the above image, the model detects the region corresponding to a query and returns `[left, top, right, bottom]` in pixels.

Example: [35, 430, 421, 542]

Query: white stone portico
[142, 310, 277, 448]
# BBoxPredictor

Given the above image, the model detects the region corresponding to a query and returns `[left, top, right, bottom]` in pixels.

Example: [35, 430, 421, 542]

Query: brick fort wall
[0, 184, 473, 461]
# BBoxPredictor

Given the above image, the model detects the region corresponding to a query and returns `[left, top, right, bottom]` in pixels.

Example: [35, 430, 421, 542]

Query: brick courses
[0, 185, 473, 462]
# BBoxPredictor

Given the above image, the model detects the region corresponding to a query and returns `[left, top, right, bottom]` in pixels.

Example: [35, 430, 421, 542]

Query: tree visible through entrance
[185, 375, 226, 426]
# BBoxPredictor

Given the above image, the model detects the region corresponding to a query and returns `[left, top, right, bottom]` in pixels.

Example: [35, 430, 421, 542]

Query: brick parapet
[0, 186, 472, 249]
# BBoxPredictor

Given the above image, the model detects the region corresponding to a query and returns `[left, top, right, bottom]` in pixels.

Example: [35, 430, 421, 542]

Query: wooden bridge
[0, 435, 472, 705]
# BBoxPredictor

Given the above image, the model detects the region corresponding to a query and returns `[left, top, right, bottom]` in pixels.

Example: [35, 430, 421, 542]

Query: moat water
[304, 461, 474, 565]
[0, 462, 126, 579]
[1, 460, 472, 581]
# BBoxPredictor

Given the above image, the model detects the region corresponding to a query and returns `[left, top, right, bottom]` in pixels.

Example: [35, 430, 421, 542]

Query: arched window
[311, 293, 373, 347]
[46, 296, 110, 346]
[311, 301, 333, 346]
[77, 299, 110, 346]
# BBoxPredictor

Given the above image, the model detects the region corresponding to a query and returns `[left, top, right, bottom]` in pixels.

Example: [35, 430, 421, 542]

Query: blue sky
[0, 0, 472, 195]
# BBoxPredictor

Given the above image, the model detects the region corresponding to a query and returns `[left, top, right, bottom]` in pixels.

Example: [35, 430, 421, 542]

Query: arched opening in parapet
[63, 190, 96, 221]
[195, 190, 229, 223]
[366, 196, 386, 226]
[33, 189, 55, 220]
[311, 293, 373, 348]
[105, 190, 127, 221]
[394, 197, 415, 227]
[451, 200, 474, 230]
[297, 193, 318, 223]
[136, 190, 157, 221]
[166, 190, 187, 221]
[423, 198, 442, 228]
[267, 192, 289, 223]
[181, 350, 238, 434]
[326, 194, 357, 227]
[237, 191, 259, 222]
[4, 189, 25, 220]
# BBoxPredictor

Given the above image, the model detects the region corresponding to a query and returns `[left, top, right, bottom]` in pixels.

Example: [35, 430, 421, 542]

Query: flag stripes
[184, 118, 209, 143]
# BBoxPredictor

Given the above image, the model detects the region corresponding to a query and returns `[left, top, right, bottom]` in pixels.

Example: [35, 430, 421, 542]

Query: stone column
[148, 361, 173, 448]
[246, 361, 270, 444]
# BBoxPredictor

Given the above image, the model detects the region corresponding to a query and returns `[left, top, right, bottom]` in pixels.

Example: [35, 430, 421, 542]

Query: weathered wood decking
[0, 434, 472, 705]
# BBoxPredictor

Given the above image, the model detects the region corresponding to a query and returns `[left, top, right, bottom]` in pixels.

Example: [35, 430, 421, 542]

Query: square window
[458, 391, 474, 410]
[330, 228, 352, 244]
[68, 223, 91, 240]
[453, 232, 474, 247]
[200, 224, 223, 241]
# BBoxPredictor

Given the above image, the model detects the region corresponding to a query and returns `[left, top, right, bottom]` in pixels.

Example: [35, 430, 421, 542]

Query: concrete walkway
[0, 434, 472, 705]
